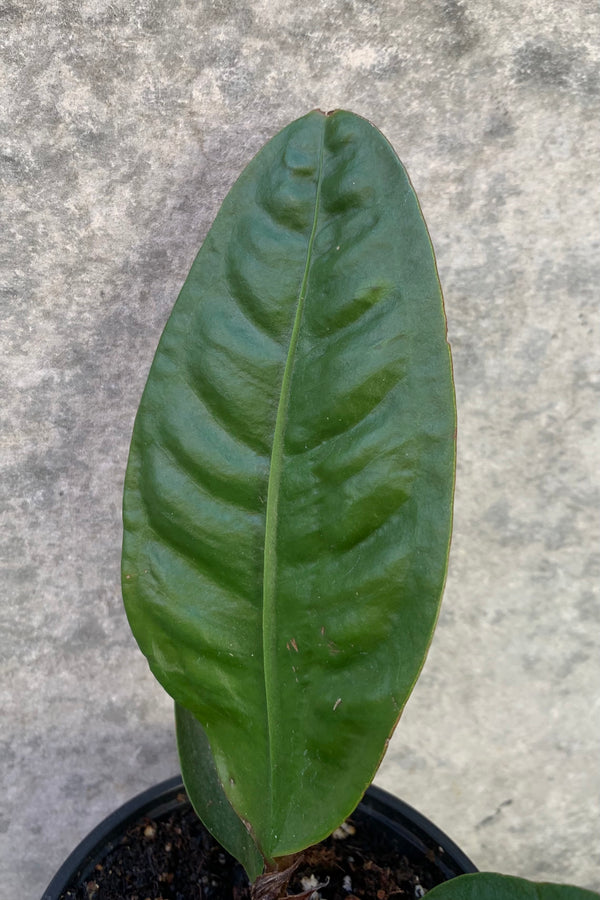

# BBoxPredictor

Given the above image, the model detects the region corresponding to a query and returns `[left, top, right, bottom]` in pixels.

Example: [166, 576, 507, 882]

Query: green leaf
[175, 702, 264, 879]
[122, 109, 456, 862]
[426, 873, 599, 900]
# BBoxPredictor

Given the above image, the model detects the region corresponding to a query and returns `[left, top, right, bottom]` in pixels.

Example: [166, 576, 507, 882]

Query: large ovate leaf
[122, 109, 456, 865]
[426, 873, 599, 900]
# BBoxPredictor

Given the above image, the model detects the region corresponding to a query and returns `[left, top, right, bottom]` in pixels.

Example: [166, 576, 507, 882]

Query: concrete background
[1, 1, 599, 897]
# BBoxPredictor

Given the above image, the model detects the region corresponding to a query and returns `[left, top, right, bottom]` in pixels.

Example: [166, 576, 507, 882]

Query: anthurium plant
[121, 110, 597, 900]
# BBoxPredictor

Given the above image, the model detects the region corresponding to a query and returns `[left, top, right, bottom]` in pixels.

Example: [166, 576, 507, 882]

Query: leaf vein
[261, 122, 327, 832]
[155, 437, 265, 515]
[184, 372, 270, 457]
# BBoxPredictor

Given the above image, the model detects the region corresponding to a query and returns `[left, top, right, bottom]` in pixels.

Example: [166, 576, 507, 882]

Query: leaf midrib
[261, 120, 326, 848]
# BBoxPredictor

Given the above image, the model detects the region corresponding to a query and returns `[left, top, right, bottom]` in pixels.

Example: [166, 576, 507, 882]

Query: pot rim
[41, 775, 477, 899]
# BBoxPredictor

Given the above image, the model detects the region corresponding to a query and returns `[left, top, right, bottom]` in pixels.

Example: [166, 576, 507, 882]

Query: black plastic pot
[41, 775, 477, 899]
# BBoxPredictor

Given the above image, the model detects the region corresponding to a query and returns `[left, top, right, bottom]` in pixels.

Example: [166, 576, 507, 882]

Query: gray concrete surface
[2, 2, 599, 897]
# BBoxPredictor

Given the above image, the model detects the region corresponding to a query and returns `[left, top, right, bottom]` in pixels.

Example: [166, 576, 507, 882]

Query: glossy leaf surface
[427, 874, 599, 900]
[122, 110, 456, 863]
[175, 701, 264, 880]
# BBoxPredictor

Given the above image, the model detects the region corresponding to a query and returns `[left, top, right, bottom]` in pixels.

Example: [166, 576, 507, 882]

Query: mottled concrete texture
[2, 1, 599, 897]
